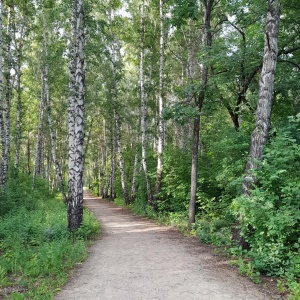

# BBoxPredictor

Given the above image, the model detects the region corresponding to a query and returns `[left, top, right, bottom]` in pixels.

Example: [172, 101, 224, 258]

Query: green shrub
[159, 147, 191, 213]
[196, 219, 232, 246]
[232, 115, 300, 276]
[0, 175, 100, 299]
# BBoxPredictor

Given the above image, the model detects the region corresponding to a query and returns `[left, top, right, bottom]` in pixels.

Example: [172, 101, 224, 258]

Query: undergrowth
[0, 175, 100, 299]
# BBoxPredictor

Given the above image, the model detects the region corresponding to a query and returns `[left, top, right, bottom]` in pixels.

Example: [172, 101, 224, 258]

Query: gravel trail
[55, 191, 275, 300]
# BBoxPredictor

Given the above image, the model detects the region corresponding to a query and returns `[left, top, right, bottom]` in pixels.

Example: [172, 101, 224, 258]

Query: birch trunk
[140, 0, 153, 205]
[108, 8, 129, 204]
[13, 43, 22, 175]
[100, 119, 108, 198]
[0, 0, 3, 187]
[26, 131, 31, 174]
[188, 0, 213, 225]
[42, 0, 66, 201]
[154, 0, 165, 197]
[33, 73, 45, 188]
[45, 151, 50, 183]
[1, 0, 13, 188]
[242, 1, 280, 195]
[68, 0, 77, 205]
[68, 0, 85, 231]
[100, 144, 106, 197]
[130, 118, 140, 203]
[113, 58, 129, 203]
[83, 117, 93, 167]
[109, 122, 116, 199]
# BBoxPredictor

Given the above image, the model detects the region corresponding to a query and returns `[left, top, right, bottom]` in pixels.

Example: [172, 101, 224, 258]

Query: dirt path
[56, 191, 278, 300]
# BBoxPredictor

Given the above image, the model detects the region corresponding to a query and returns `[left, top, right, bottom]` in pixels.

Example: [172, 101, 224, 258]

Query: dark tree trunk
[188, 0, 213, 225]
[242, 0, 280, 195]
[234, 0, 281, 247]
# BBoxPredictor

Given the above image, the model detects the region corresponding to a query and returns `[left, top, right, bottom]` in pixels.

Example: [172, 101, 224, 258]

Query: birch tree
[130, 117, 140, 202]
[68, 0, 85, 231]
[140, 0, 153, 205]
[154, 0, 165, 197]
[41, 0, 66, 201]
[13, 32, 23, 175]
[109, 8, 130, 204]
[1, 0, 13, 188]
[32, 72, 45, 186]
[0, 0, 3, 188]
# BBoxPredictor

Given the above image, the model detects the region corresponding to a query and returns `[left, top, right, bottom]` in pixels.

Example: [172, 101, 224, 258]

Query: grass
[0, 177, 100, 299]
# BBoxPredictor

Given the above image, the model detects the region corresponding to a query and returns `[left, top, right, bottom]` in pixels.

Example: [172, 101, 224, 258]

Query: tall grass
[0, 175, 100, 299]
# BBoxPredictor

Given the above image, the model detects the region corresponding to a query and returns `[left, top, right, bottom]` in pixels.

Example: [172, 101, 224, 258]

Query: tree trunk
[109, 121, 116, 200]
[0, 0, 4, 187]
[140, 0, 153, 205]
[32, 73, 45, 188]
[42, 0, 67, 202]
[68, 0, 85, 232]
[13, 43, 22, 176]
[45, 150, 50, 183]
[68, 0, 77, 212]
[26, 131, 31, 174]
[1, 0, 13, 188]
[83, 117, 93, 167]
[109, 11, 129, 204]
[130, 118, 140, 203]
[100, 144, 106, 197]
[189, 116, 200, 224]
[188, 0, 213, 225]
[233, 0, 281, 248]
[100, 119, 108, 198]
[154, 0, 165, 198]
[242, 1, 280, 195]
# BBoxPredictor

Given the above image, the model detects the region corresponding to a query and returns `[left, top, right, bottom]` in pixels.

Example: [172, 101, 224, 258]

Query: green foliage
[131, 172, 149, 215]
[288, 281, 300, 300]
[163, 104, 200, 125]
[230, 258, 261, 284]
[0, 174, 50, 216]
[232, 115, 300, 276]
[196, 219, 232, 247]
[158, 147, 191, 212]
[168, 0, 199, 26]
[0, 175, 100, 299]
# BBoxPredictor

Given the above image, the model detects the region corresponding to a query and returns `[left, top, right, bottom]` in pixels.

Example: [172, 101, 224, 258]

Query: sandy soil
[55, 191, 282, 300]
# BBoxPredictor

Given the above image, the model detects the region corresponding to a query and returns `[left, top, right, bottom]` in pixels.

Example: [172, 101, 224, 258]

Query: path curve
[56, 191, 274, 300]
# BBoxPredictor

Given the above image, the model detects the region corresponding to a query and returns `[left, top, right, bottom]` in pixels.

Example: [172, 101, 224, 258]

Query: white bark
[42, 0, 66, 201]
[33, 72, 45, 188]
[13, 44, 22, 175]
[109, 121, 116, 199]
[154, 0, 165, 197]
[140, 0, 153, 205]
[109, 10, 129, 204]
[68, 0, 85, 231]
[0, 0, 4, 188]
[130, 118, 140, 203]
[1, 0, 13, 187]
[68, 0, 77, 205]
[100, 119, 108, 198]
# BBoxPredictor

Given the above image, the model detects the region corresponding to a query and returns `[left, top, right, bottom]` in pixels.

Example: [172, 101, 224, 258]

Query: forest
[0, 0, 300, 298]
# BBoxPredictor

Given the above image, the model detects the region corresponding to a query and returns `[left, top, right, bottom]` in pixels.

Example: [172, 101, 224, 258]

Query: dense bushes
[126, 115, 300, 297]
[232, 116, 300, 296]
[0, 175, 100, 299]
